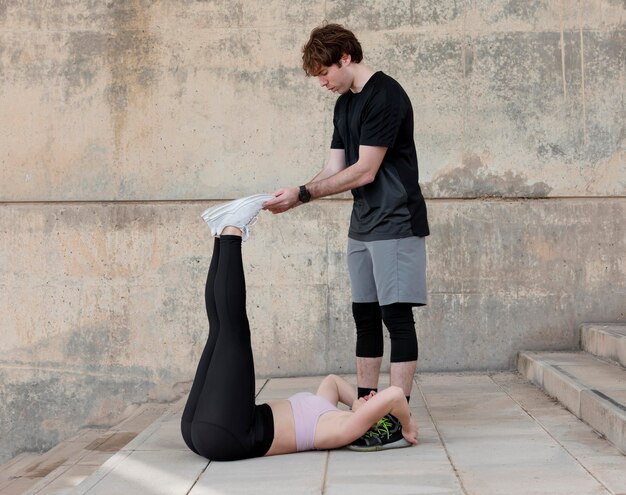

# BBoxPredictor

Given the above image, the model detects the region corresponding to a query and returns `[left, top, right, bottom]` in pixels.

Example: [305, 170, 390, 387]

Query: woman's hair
[302, 23, 363, 76]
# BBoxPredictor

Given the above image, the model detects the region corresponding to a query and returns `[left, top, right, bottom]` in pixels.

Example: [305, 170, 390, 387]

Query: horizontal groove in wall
[0, 196, 625, 206]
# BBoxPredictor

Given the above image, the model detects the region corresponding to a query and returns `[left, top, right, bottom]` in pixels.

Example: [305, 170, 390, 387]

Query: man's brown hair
[302, 23, 363, 76]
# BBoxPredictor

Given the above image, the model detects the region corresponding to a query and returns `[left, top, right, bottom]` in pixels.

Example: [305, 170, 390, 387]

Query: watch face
[299, 186, 310, 202]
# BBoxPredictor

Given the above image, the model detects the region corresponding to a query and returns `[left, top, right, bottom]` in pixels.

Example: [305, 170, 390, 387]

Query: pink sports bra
[287, 392, 339, 451]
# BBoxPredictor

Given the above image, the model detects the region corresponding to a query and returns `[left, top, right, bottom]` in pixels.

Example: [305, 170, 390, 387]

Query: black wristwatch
[298, 185, 311, 203]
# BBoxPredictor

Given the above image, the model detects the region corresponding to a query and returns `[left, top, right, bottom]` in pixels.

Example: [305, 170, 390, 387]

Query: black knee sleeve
[381, 303, 418, 362]
[352, 302, 383, 358]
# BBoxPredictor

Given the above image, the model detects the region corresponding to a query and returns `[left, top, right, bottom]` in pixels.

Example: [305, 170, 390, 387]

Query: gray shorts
[347, 236, 427, 306]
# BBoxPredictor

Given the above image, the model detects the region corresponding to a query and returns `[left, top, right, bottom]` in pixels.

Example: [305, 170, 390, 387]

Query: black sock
[358, 387, 377, 398]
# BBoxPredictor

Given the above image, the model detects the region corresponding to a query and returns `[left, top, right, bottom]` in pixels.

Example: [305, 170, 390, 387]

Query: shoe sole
[201, 194, 274, 222]
[345, 438, 412, 452]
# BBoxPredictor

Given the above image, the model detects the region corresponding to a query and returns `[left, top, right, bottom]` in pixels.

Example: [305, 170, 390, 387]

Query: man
[264, 23, 429, 450]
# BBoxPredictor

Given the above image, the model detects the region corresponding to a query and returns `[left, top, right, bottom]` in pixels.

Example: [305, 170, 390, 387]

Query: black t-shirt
[331, 71, 429, 241]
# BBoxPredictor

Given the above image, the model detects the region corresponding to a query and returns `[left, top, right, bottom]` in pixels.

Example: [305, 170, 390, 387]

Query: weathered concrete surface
[1, 199, 624, 462]
[0, 0, 624, 469]
[0, 1, 624, 201]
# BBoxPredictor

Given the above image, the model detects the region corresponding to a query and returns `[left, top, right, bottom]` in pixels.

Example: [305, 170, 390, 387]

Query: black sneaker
[346, 414, 412, 452]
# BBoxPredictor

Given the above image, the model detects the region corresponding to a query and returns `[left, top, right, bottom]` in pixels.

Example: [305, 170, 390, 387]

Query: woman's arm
[347, 386, 418, 445]
[316, 374, 357, 407]
[314, 385, 418, 450]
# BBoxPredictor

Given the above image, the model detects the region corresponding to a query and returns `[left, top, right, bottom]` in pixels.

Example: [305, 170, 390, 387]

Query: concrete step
[0, 428, 125, 495]
[64, 374, 626, 495]
[0, 402, 172, 495]
[581, 323, 626, 368]
[518, 350, 626, 455]
[0, 453, 48, 495]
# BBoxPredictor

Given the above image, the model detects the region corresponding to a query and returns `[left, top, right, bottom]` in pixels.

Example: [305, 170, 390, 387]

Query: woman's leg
[181, 238, 222, 454]
[189, 235, 263, 460]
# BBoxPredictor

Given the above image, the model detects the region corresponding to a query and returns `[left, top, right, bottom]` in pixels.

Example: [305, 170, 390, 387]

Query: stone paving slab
[325, 377, 462, 494]
[0, 476, 39, 495]
[107, 404, 171, 433]
[191, 451, 327, 495]
[8, 428, 112, 495]
[325, 446, 462, 495]
[0, 454, 40, 485]
[255, 375, 330, 401]
[492, 372, 626, 495]
[418, 373, 613, 495]
[7, 403, 173, 495]
[74, 450, 208, 495]
[61, 373, 626, 495]
[25, 464, 99, 495]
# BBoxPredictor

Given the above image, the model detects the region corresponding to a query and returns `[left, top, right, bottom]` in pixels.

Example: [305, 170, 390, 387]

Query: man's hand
[263, 187, 300, 214]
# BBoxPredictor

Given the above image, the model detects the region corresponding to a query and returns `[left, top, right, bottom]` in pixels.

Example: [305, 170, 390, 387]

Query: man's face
[315, 61, 352, 94]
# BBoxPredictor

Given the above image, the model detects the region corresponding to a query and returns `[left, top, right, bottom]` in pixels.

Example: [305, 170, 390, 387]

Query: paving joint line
[24, 429, 121, 494]
[79, 449, 133, 495]
[185, 460, 210, 495]
[321, 450, 330, 495]
[255, 378, 270, 398]
[185, 378, 266, 494]
[414, 376, 469, 495]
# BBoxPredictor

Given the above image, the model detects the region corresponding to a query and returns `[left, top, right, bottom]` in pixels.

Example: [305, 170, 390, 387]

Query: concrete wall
[1, 1, 624, 461]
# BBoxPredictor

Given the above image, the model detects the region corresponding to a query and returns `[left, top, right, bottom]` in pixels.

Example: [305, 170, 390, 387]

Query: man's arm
[263, 149, 346, 213]
[310, 148, 347, 183]
[263, 145, 386, 214]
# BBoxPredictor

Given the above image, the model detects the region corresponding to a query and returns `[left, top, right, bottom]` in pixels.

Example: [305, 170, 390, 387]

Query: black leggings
[180, 236, 274, 461]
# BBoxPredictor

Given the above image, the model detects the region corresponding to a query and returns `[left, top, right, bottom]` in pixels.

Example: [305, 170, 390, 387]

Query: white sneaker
[201, 194, 274, 241]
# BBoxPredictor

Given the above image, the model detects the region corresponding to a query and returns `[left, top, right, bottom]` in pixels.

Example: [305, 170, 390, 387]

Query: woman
[181, 195, 418, 461]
